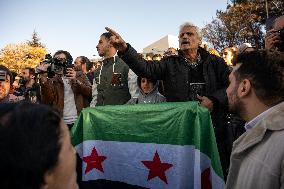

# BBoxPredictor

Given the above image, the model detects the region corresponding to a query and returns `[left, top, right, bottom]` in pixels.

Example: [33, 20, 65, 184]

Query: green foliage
[27, 30, 45, 48]
[0, 31, 47, 73]
[202, 0, 283, 52]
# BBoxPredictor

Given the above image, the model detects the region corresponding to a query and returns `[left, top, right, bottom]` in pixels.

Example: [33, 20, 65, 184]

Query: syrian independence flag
[71, 102, 225, 189]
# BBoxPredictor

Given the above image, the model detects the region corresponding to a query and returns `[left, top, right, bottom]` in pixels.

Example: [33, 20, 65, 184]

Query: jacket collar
[233, 101, 284, 154]
[177, 47, 209, 65]
[103, 56, 119, 66]
[138, 81, 160, 98]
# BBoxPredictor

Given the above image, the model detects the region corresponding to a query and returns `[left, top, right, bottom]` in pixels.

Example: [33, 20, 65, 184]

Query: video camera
[37, 54, 74, 77]
[0, 70, 7, 82]
[277, 28, 284, 52]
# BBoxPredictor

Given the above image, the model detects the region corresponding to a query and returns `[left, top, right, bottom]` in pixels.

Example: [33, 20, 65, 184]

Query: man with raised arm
[105, 23, 232, 177]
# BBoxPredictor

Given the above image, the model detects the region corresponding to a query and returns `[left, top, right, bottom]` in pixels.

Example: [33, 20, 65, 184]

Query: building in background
[142, 35, 179, 56]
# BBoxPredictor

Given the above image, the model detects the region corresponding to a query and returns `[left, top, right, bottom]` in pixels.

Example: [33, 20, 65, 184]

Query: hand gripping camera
[277, 28, 284, 52]
[38, 54, 74, 77]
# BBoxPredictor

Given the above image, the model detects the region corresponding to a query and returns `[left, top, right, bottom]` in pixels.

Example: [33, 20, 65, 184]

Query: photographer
[0, 65, 13, 103]
[37, 50, 92, 129]
[11, 67, 41, 103]
[265, 15, 284, 52]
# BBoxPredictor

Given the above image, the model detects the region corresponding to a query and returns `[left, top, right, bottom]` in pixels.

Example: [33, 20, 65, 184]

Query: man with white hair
[105, 22, 232, 178]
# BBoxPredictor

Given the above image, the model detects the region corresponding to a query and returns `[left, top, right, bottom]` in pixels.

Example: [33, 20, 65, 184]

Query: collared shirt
[244, 106, 276, 130]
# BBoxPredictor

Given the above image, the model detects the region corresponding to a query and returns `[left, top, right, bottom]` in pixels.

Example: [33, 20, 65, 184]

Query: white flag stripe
[76, 140, 225, 189]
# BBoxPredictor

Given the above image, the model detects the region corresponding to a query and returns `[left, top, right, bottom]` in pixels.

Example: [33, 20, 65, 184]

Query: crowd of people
[0, 14, 283, 189]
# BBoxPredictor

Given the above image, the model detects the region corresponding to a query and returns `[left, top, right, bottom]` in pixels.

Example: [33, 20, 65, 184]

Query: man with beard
[38, 50, 92, 129]
[11, 67, 40, 103]
[225, 50, 284, 189]
[90, 32, 138, 107]
[0, 65, 13, 103]
[105, 22, 231, 177]
[74, 56, 94, 84]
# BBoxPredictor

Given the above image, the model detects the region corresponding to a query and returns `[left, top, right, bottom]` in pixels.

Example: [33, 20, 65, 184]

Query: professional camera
[0, 70, 7, 82]
[277, 28, 284, 52]
[49, 57, 71, 76]
[37, 54, 74, 77]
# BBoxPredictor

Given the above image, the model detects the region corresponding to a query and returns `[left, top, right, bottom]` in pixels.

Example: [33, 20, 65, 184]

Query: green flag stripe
[71, 102, 223, 179]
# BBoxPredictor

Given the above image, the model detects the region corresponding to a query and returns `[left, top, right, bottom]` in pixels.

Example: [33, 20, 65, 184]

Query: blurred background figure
[238, 43, 255, 54]
[164, 47, 178, 56]
[91, 61, 102, 72]
[0, 65, 13, 103]
[221, 47, 238, 66]
[152, 54, 162, 61]
[265, 15, 284, 52]
[208, 48, 221, 57]
[145, 53, 154, 60]
[0, 102, 78, 189]
[11, 67, 41, 103]
[74, 56, 94, 84]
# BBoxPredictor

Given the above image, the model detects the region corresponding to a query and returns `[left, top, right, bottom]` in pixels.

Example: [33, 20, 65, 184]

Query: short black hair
[0, 102, 62, 189]
[137, 76, 157, 88]
[53, 50, 73, 65]
[234, 50, 284, 105]
[0, 65, 13, 85]
[101, 32, 113, 40]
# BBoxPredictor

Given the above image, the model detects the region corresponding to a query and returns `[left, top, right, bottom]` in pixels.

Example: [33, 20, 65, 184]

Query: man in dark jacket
[106, 22, 231, 178]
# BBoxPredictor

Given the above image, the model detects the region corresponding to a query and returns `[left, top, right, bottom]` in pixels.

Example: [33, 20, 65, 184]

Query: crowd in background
[0, 14, 283, 189]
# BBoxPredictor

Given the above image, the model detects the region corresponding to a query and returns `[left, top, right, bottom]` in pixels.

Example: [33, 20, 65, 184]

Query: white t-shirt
[62, 77, 78, 124]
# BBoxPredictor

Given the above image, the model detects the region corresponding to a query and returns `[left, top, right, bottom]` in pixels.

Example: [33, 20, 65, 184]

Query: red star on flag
[142, 150, 173, 184]
[82, 146, 107, 174]
[201, 167, 212, 189]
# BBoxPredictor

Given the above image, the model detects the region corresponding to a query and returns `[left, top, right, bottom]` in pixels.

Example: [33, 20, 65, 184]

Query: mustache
[181, 41, 190, 45]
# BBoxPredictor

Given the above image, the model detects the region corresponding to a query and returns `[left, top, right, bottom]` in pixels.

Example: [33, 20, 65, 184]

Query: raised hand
[65, 68, 76, 80]
[105, 27, 128, 53]
[265, 29, 281, 50]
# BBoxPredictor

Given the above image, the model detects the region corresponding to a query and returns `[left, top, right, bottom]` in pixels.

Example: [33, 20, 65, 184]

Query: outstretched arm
[105, 27, 167, 80]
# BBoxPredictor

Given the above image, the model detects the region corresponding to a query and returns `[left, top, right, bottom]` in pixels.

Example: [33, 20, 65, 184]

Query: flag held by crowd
[71, 102, 224, 189]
